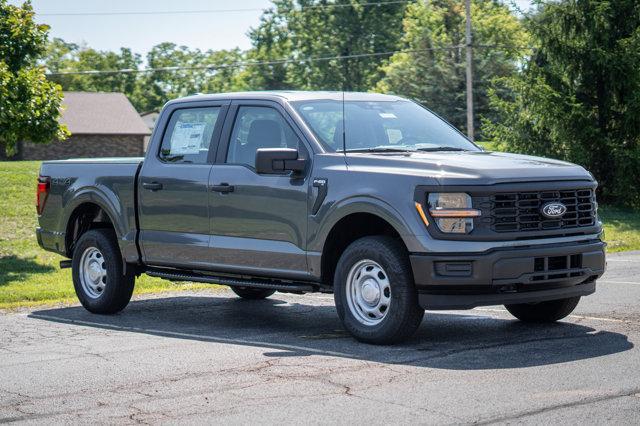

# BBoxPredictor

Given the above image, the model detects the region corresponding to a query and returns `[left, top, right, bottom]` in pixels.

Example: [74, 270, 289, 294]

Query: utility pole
[465, 0, 474, 141]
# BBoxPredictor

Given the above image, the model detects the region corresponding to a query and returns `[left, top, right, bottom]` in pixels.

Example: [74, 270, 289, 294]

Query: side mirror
[255, 148, 306, 175]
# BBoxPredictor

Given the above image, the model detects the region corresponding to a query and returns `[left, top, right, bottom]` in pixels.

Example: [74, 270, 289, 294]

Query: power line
[46, 44, 532, 77]
[46, 46, 464, 76]
[38, 1, 410, 17]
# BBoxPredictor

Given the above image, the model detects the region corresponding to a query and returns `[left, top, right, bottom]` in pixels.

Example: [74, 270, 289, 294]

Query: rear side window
[159, 107, 221, 164]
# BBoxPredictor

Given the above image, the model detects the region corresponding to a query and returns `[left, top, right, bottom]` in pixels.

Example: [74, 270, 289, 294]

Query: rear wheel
[231, 286, 276, 300]
[72, 229, 135, 314]
[505, 297, 580, 322]
[334, 236, 424, 344]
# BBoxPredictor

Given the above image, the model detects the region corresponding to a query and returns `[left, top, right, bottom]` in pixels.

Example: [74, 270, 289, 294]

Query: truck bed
[37, 158, 144, 263]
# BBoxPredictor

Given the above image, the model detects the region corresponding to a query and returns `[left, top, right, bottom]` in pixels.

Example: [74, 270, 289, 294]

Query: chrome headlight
[428, 193, 481, 234]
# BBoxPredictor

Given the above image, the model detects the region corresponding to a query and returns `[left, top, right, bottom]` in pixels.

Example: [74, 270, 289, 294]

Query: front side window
[226, 106, 301, 168]
[293, 100, 479, 153]
[159, 107, 221, 164]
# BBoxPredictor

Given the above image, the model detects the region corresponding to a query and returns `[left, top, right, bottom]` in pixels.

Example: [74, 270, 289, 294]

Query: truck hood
[345, 150, 593, 185]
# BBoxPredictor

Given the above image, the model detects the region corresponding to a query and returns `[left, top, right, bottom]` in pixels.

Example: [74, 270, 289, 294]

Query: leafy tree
[44, 38, 144, 113]
[0, 0, 68, 155]
[482, 0, 640, 207]
[243, 0, 407, 91]
[44, 38, 142, 99]
[376, 0, 529, 137]
[134, 43, 246, 112]
[133, 43, 201, 112]
[43, 40, 247, 113]
[239, 7, 292, 90]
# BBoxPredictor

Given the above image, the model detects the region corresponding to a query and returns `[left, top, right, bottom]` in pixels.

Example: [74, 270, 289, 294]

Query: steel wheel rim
[345, 259, 391, 326]
[79, 247, 107, 299]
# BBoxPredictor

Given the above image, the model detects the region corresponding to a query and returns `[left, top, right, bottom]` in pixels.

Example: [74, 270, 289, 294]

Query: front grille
[490, 189, 596, 233]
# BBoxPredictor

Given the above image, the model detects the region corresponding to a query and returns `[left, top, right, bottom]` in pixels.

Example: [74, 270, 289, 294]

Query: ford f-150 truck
[36, 91, 606, 344]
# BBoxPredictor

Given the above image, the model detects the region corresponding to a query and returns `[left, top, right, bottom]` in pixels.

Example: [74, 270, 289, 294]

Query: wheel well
[321, 213, 406, 286]
[65, 203, 115, 257]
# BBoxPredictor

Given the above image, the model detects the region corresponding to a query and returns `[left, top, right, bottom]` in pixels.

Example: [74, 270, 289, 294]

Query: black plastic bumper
[36, 227, 66, 256]
[411, 240, 605, 310]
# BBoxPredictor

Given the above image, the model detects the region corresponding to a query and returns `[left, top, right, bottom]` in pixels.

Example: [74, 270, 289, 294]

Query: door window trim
[215, 100, 313, 173]
[155, 101, 230, 165]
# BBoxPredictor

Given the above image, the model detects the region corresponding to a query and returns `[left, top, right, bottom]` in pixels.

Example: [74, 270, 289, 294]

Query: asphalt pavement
[1, 251, 639, 424]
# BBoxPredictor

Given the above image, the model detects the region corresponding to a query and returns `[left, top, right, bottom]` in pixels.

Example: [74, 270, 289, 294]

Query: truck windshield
[292, 99, 479, 153]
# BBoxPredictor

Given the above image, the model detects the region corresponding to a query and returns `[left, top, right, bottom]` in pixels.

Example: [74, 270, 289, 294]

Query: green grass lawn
[0, 161, 212, 309]
[599, 206, 640, 252]
[1, 160, 638, 309]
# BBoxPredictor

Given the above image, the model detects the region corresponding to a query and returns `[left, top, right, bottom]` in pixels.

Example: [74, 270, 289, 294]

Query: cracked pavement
[1, 251, 639, 424]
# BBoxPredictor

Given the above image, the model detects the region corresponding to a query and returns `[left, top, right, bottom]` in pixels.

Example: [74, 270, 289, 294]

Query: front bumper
[411, 240, 605, 310]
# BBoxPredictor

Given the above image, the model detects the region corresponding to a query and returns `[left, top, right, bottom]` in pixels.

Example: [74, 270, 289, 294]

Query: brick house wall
[16, 134, 145, 160]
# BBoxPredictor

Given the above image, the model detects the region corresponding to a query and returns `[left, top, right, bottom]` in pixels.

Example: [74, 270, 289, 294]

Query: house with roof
[140, 110, 160, 152]
[12, 92, 151, 160]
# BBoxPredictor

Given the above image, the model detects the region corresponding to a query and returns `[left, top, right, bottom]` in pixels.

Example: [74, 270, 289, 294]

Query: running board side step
[146, 269, 318, 294]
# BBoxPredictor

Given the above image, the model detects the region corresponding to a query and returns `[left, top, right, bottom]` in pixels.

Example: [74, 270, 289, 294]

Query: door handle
[142, 182, 163, 191]
[211, 183, 234, 193]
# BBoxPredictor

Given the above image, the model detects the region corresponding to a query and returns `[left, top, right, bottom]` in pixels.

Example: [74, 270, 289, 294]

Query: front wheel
[505, 297, 580, 323]
[334, 236, 424, 344]
[72, 229, 135, 314]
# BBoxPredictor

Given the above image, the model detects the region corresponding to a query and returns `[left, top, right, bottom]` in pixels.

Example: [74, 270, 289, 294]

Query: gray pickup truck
[36, 91, 605, 344]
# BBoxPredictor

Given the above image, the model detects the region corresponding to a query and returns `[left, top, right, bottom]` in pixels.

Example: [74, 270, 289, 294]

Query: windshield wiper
[416, 147, 469, 152]
[341, 147, 417, 153]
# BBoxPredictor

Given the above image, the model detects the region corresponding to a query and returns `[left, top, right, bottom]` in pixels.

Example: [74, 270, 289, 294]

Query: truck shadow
[29, 294, 634, 370]
[0, 255, 56, 286]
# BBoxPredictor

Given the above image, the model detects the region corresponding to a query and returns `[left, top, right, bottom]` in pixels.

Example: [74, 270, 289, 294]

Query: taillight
[36, 176, 50, 215]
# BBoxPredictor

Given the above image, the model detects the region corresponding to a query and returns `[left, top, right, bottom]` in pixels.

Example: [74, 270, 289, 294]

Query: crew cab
[36, 91, 606, 344]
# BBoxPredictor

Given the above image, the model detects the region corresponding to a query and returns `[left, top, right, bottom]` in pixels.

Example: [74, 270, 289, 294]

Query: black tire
[72, 229, 135, 314]
[505, 296, 580, 323]
[231, 286, 276, 300]
[334, 236, 424, 344]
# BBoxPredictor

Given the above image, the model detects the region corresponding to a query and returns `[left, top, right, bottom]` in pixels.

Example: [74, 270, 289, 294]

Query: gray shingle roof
[61, 92, 151, 135]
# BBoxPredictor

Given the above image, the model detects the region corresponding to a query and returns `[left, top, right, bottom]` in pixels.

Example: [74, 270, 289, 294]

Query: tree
[134, 43, 246, 112]
[44, 38, 142, 100]
[0, 0, 68, 155]
[243, 0, 407, 91]
[376, 0, 529, 137]
[43, 40, 247, 113]
[133, 43, 202, 112]
[239, 7, 292, 90]
[482, 0, 640, 207]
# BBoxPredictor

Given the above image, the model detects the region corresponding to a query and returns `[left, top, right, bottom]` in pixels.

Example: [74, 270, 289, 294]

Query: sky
[17, 0, 534, 56]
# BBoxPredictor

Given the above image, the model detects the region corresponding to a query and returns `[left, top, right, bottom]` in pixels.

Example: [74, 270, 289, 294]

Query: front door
[208, 102, 311, 280]
[139, 102, 228, 268]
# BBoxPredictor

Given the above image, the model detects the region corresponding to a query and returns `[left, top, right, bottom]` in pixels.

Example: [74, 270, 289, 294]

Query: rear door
[138, 101, 228, 268]
[208, 100, 312, 280]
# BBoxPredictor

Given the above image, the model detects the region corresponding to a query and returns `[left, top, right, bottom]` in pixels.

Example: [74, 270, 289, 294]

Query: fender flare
[316, 195, 421, 253]
[59, 187, 127, 253]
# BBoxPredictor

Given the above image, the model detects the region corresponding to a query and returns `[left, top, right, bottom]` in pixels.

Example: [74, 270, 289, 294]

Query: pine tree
[483, 0, 640, 207]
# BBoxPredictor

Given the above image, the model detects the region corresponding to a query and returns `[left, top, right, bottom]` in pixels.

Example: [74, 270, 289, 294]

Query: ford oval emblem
[541, 202, 567, 218]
